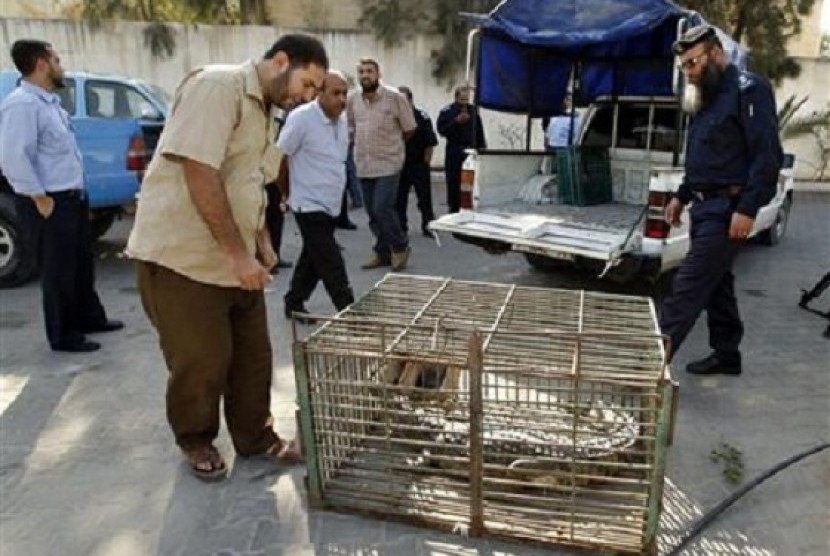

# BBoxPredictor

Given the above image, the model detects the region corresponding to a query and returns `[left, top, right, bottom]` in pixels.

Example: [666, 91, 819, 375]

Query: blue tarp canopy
[466, 0, 745, 116]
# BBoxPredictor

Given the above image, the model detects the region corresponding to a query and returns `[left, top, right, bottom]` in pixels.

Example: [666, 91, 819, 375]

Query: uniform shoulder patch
[738, 71, 756, 92]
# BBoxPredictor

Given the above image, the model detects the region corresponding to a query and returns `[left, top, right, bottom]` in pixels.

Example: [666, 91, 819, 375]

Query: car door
[72, 79, 143, 208]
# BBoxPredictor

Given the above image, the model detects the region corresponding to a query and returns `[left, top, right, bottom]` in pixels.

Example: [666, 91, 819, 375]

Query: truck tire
[90, 210, 116, 240]
[0, 195, 38, 288]
[758, 196, 791, 246]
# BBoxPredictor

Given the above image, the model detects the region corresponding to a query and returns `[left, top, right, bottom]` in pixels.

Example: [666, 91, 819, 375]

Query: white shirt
[546, 112, 583, 148]
[277, 101, 348, 217]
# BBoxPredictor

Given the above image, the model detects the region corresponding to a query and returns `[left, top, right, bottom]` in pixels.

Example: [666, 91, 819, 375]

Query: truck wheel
[0, 196, 38, 288]
[524, 253, 570, 271]
[758, 197, 791, 246]
[90, 210, 116, 240]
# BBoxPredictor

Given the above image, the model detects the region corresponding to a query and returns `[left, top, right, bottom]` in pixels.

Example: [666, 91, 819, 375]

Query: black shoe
[82, 319, 124, 334]
[335, 220, 358, 230]
[284, 303, 317, 325]
[277, 259, 293, 269]
[686, 353, 742, 376]
[53, 339, 101, 353]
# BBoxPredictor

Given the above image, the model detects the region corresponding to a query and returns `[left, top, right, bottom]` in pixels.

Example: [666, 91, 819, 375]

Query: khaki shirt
[347, 84, 416, 178]
[126, 61, 281, 287]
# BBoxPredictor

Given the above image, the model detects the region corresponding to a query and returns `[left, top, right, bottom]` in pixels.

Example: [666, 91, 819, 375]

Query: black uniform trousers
[660, 196, 744, 362]
[444, 149, 465, 213]
[284, 211, 354, 312]
[16, 191, 107, 349]
[396, 161, 435, 232]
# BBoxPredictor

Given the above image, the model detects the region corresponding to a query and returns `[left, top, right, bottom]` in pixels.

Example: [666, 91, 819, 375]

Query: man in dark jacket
[660, 25, 783, 376]
[437, 86, 486, 213]
[396, 86, 438, 238]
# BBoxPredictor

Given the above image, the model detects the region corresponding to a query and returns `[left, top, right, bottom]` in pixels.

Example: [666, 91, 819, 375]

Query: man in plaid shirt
[347, 58, 416, 271]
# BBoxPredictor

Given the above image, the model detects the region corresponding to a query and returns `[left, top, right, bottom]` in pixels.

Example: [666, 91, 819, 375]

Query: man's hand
[664, 197, 684, 227]
[32, 195, 55, 219]
[455, 109, 470, 124]
[229, 251, 271, 291]
[729, 212, 755, 242]
[255, 228, 278, 271]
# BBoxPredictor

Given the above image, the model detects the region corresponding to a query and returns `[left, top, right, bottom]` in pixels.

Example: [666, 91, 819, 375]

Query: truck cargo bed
[482, 201, 645, 233]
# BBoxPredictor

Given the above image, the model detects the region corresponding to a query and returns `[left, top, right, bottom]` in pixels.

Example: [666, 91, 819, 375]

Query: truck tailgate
[430, 204, 644, 261]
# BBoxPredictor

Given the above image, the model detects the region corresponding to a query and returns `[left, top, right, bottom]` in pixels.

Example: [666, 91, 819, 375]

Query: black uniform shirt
[404, 107, 438, 166]
[437, 103, 487, 157]
[678, 64, 783, 218]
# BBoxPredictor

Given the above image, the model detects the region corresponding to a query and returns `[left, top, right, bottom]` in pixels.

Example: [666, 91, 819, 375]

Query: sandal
[182, 445, 228, 482]
[266, 438, 304, 465]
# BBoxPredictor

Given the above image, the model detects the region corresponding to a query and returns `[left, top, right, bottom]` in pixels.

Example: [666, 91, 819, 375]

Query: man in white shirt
[279, 71, 354, 321]
[545, 94, 582, 148]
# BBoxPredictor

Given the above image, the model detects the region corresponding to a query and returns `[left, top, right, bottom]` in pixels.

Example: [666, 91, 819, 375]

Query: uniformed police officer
[437, 86, 487, 213]
[396, 86, 439, 237]
[660, 25, 783, 375]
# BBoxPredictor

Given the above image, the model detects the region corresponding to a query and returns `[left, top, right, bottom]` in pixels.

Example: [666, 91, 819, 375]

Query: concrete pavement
[1, 184, 828, 555]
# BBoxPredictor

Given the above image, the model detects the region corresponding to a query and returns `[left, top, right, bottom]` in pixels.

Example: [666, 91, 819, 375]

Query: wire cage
[293, 274, 677, 556]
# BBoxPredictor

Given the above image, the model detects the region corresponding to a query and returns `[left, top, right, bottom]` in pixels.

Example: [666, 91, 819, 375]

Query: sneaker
[686, 353, 742, 376]
[391, 247, 411, 271]
[361, 255, 390, 270]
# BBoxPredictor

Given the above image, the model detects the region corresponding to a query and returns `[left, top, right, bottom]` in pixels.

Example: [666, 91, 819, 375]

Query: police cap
[672, 25, 717, 55]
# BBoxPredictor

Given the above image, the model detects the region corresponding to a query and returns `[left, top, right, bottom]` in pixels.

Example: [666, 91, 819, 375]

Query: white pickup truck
[430, 96, 794, 283]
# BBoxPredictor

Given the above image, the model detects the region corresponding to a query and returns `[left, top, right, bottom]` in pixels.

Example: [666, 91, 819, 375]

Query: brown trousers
[135, 261, 279, 455]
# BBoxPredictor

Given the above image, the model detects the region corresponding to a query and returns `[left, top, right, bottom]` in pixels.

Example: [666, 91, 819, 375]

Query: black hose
[666, 442, 830, 555]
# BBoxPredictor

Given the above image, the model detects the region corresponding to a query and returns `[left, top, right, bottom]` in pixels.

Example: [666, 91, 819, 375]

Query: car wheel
[758, 196, 791, 246]
[0, 195, 38, 288]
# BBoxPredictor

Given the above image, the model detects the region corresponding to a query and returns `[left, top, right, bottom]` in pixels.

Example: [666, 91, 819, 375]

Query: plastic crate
[555, 146, 613, 206]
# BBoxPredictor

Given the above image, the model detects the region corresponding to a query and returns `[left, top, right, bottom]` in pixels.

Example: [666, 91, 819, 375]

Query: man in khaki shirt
[346, 58, 416, 271]
[126, 34, 327, 481]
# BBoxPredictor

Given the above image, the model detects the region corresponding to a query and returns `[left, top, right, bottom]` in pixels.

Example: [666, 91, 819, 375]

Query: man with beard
[0, 39, 123, 352]
[347, 58, 416, 271]
[437, 86, 486, 213]
[127, 34, 328, 481]
[280, 71, 355, 321]
[660, 25, 782, 375]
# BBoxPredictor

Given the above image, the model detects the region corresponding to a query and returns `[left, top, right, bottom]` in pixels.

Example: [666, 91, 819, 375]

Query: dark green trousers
[136, 261, 280, 455]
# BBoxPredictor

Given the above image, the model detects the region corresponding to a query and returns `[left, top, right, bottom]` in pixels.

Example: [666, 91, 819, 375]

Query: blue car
[0, 70, 166, 287]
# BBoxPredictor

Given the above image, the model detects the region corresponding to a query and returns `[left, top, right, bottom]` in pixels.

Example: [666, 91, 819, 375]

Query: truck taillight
[126, 135, 147, 176]
[458, 153, 475, 210]
[644, 191, 671, 239]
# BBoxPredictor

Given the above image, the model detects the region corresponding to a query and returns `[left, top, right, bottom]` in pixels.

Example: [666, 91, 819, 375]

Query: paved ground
[1, 183, 828, 555]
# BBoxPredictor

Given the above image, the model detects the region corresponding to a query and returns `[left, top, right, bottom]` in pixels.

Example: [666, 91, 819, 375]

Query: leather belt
[692, 185, 741, 202]
[49, 189, 85, 200]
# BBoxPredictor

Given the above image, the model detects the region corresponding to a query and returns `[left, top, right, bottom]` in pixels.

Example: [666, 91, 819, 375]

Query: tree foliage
[65, 1, 268, 59]
[358, 0, 500, 82]
[679, 0, 817, 83]
[358, 0, 818, 84]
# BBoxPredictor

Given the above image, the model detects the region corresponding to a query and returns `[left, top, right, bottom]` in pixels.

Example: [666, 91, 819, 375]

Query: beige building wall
[787, 0, 825, 57]
[266, 0, 362, 29]
[0, 0, 59, 18]
[777, 56, 830, 180]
